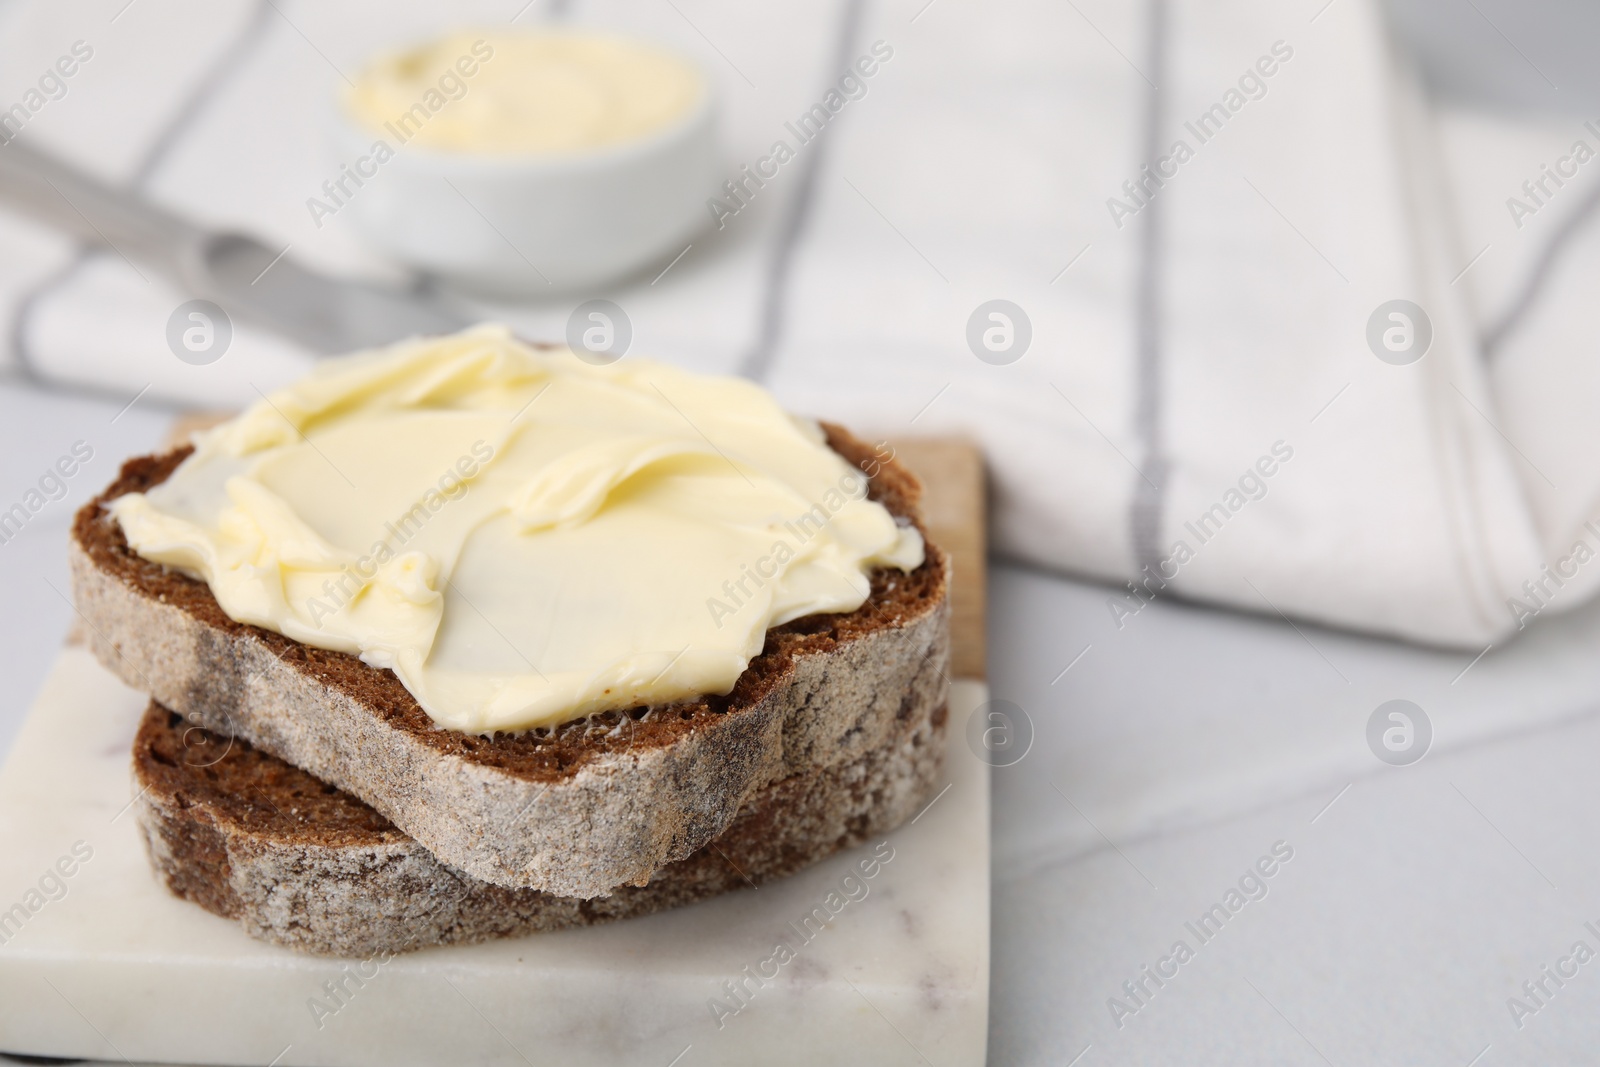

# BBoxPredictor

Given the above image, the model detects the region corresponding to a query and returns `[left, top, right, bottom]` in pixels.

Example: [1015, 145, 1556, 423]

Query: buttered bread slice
[72, 329, 950, 897]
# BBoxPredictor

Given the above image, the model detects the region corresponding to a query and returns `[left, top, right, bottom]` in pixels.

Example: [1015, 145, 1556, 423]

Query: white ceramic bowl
[329, 40, 719, 297]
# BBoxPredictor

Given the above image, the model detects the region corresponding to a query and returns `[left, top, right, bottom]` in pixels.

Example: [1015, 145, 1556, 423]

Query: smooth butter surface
[110, 326, 922, 733]
[344, 31, 703, 155]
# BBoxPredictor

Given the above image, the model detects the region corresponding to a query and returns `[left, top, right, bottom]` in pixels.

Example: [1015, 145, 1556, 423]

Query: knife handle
[0, 137, 204, 273]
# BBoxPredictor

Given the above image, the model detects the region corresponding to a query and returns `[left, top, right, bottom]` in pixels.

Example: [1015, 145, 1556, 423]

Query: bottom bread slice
[133, 697, 947, 958]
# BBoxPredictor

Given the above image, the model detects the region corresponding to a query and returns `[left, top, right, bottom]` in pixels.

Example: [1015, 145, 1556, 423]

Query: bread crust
[133, 697, 947, 957]
[74, 425, 951, 897]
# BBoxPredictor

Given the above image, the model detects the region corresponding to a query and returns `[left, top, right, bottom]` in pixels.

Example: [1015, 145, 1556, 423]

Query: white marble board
[0, 647, 989, 1067]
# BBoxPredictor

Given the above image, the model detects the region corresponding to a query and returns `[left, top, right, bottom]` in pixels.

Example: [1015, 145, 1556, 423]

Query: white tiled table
[7, 377, 1600, 1064]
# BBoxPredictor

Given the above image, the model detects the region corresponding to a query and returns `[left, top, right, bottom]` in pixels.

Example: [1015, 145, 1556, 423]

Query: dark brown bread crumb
[138, 706, 401, 842]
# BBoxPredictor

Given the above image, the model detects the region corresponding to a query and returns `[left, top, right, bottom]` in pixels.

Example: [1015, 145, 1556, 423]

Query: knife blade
[0, 137, 470, 354]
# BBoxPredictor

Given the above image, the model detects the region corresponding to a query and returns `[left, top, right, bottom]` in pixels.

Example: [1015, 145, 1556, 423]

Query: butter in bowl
[325, 31, 719, 295]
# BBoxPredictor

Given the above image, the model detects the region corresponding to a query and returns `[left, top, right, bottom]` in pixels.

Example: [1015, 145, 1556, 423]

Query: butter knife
[0, 138, 469, 354]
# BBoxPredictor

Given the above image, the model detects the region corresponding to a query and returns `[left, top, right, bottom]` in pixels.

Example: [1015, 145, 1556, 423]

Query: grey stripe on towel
[1129, 0, 1170, 577]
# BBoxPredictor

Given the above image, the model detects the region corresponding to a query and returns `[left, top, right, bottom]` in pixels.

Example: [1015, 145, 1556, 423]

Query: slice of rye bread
[134, 692, 946, 958]
[73, 423, 951, 898]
